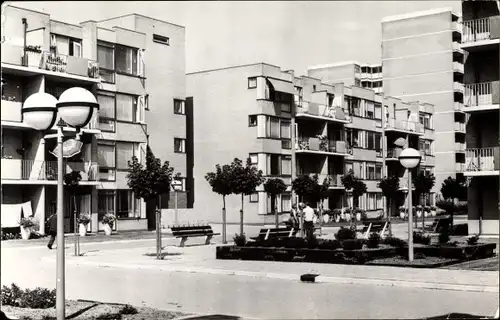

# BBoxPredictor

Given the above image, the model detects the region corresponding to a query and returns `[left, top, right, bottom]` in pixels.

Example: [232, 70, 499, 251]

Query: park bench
[250, 227, 295, 241]
[422, 217, 451, 234]
[358, 221, 390, 239]
[171, 225, 220, 247]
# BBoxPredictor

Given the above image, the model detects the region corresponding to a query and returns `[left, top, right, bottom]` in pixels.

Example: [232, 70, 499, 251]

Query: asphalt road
[2, 240, 498, 319]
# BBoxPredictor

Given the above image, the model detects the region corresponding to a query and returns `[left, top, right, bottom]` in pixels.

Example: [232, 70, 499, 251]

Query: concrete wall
[468, 176, 499, 235]
[308, 64, 356, 86]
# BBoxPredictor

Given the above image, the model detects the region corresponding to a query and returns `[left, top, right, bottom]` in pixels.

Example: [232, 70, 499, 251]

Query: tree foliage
[378, 174, 400, 216]
[440, 176, 466, 201]
[231, 158, 265, 196]
[341, 170, 367, 207]
[63, 171, 82, 192]
[205, 164, 234, 199]
[412, 172, 435, 204]
[291, 175, 316, 203]
[264, 178, 288, 227]
[127, 147, 177, 201]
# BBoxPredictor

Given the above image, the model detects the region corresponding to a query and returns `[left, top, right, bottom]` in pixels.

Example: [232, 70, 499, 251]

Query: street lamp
[398, 147, 421, 262]
[22, 88, 98, 320]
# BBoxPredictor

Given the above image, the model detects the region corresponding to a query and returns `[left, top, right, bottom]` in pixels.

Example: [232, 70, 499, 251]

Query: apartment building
[187, 62, 434, 224]
[1, 5, 190, 233]
[381, 8, 466, 199]
[461, 0, 500, 235]
[308, 62, 383, 94]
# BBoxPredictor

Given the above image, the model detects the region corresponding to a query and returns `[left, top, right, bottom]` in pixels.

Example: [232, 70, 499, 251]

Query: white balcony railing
[386, 118, 423, 133]
[0, 159, 99, 181]
[465, 147, 500, 172]
[456, 163, 465, 172]
[465, 82, 495, 107]
[452, 61, 464, 73]
[454, 82, 464, 92]
[454, 102, 464, 112]
[454, 122, 466, 132]
[455, 142, 466, 152]
[296, 102, 346, 122]
[462, 18, 491, 44]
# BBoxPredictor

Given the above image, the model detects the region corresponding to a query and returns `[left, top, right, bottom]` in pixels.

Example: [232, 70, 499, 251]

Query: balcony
[295, 102, 349, 123]
[296, 137, 347, 156]
[1, 99, 22, 122]
[385, 119, 423, 135]
[454, 102, 464, 112]
[453, 82, 464, 93]
[454, 122, 466, 133]
[328, 174, 344, 189]
[462, 16, 500, 45]
[465, 81, 500, 111]
[465, 147, 500, 176]
[452, 61, 464, 73]
[455, 142, 466, 153]
[452, 41, 463, 53]
[1, 44, 100, 81]
[1, 159, 99, 182]
[386, 148, 402, 160]
[456, 163, 465, 173]
[452, 21, 462, 33]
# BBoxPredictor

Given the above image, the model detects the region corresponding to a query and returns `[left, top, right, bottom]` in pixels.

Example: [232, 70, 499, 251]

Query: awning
[266, 78, 295, 95]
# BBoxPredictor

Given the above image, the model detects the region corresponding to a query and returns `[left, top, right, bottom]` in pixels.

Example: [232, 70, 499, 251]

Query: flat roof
[382, 7, 461, 23]
[186, 62, 282, 75]
[308, 61, 382, 70]
[98, 13, 185, 29]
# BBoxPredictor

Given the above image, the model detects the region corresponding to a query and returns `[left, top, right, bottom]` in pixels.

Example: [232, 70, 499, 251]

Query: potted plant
[399, 206, 406, 219]
[424, 206, 431, 218]
[430, 206, 437, 217]
[333, 208, 341, 223]
[77, 214, 91, 237]
[344, 207, 352, 222]
[354, 208, 364, 222]
[322, 209, 331, 223]
[100, 213, 116, 236]
[19, 217, 37, 240]
[416, 205, 423, 218]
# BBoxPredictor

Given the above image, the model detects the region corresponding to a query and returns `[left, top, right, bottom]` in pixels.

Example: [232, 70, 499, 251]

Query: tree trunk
[240, 194, 244, 235]
[273, 195, 279, 228]
[222, 195, 227, 244]
[387, 197, 392, 237]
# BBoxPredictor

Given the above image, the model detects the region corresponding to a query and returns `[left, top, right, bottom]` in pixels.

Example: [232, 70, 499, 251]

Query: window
[352, 98, 361, 116]
[116, 142, 136, 170]
[420, 113, 432, 129]
[281, 156, 292, 175]
[98, 190, 115, 216]
[116, 190, 141, 218]
[366, 163, 376, 180]
[248, 77, 257, 89]
[116, 94, 138, 122]
[280, 120, 291, 139]
[97, 93, 116, 132]
[174, 99, 185, 115]
[280, 102, 291, 113]
[281, 193, 291, 213]
[375, 164, 382, 179]
[367, 193, 383, 210]
[249, 154, 258, 169]
[174, 138, 186, 153]
[267, 117, 280, 138]
[98, 141, 116, 181]
[366, 131, 375, 149]
[97, 42, 115, 83]
[313, 85, 316, 91]
[153, 34, 169, 45]
[249, 115, 257, 127]
[374, 104, 382, 120]
[281, 140, 291, 149]
[365, 101, 375, 119]
[115, 45, 138, 75]
[249, 193, 259, 203]
[269, 154, 281, 176]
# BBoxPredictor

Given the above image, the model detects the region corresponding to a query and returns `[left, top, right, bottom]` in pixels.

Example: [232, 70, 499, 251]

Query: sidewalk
[45, 242, 499, 294]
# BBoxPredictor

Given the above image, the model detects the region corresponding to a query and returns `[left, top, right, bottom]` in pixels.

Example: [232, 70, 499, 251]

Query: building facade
[1, 5, 190, 233]
[461, 0, 500, 235]
[187, 62, 434, 225]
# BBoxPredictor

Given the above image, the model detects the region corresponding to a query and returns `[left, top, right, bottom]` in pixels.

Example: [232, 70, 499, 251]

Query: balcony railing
[462, 17, 492, 44]
[452, 61, 464, 73]
[297, 137, 346, 154]
[454, 102, 464, 112]
[465, 147, 500, 172]
[454, 122, 466, 132]
[465, 81, 499, 107]
[454, 82, 464, 92]
[1, 44, 99, 79]
[386, 119, 423, 134]
[455, 142, 466, 152]
[387, 148, 402, 159]
[296, 102, 346, 122]
[0, 159, 99, 181]
[456, 163, 465, 172]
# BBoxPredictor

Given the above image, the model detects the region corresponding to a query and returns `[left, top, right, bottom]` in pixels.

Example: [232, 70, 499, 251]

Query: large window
[281, 156, 292, 175]
[97, 92, 115, 132]
[267, 117, 280, 138]
[117, 190, 141, 218]
[116, 94, 138, 122]
[249, 153, 258, 169]
[97, 141, 115, 181]
[366, 193, 383, 210]
[115, 45, 138, 75]
[281, 193, 292, 213]
[174, 138, 186, 153]
[269, 154, 281, 176]
[98, 190, 115, 216]
[97, 42, 115, 83]
[365, 101, 375, 119]
[267, 154, 291, 176]
[419, 113, 432, 130]
[116, 142, 136, 170]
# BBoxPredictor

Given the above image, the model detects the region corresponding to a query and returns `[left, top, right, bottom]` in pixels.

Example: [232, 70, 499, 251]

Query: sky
[8, 1, 462, 75]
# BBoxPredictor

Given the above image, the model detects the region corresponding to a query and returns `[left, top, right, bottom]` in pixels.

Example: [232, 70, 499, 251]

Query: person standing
[290, 204, 299, 235]
[301, 202, 315, 240]
[46, 213, 57, 249]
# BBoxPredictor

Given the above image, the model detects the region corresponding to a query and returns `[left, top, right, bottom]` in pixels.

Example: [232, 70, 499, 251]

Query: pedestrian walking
[301, 202, 316, 240]
[290, 204, 299, 235]
[46, 213, 57, 249]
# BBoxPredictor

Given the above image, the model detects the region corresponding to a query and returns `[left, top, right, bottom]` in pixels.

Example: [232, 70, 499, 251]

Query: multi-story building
[308, 62, 383, 94]
[461, 0, 500, 235]
[187, 62, 434, 224]
[1, 5, 190, 233]
[381, 8, 466, 200]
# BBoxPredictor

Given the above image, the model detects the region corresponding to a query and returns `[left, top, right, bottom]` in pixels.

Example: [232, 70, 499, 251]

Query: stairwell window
[174, 138, 186, 153]
[248, 77, 257, 89]
[153, 34, 169, 46]
[174, 99, 185, 115]
[116, 142, 137, 170]
[249, 193, 259, 203]
[249, 115, 257, 127]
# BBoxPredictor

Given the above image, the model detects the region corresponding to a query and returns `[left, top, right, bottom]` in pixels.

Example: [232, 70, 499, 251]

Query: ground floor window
[98, 190, 142, 219]
[366, 192, 383, 211]
[266, 192, 291, 214]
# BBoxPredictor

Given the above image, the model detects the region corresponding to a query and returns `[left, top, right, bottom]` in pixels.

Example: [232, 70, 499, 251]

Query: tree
[378, 175, 400, 236]
[231, 158, 265, 235]
[264, 178, 288, 227]
[205, 163, 235, 244]
[412, 172, 436, 229]
[127, 147, 177, 259]
[440, 176, 465, 231]
[291, 175, 316, 204]
[64, 171, 82, 256]
[341, 170, 367, 208]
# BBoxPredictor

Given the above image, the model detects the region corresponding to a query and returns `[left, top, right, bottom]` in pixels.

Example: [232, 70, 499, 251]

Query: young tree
[440, 176, 465, 231]
[264, 178, 288, 227]
[127, 147, 177, 259]
[231, 158, 265, 235]
[378, 174, 400, 236]
[205, 163, 234, 244]
[412, 172, 436, 229]
[291, 175, 316, 203]
[341, 170, 367, 208]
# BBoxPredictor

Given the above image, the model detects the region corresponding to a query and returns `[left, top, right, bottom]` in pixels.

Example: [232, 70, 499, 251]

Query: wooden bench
[171, 225, 220, 247]
[422, 217, 451, 234]
[250, 227, 295, 241]
[358, 221, 390, 239]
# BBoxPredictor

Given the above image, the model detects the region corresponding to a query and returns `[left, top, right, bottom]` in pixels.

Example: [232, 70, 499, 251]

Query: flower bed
[398, 243, 496, 260]
[366, 256, 461, 268]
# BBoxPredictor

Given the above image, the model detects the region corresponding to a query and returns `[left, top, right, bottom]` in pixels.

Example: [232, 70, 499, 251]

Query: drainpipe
[22, 18, 27, 66]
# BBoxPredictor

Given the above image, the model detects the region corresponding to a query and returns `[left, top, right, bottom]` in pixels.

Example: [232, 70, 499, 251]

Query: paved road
[2, 239, 498, 319]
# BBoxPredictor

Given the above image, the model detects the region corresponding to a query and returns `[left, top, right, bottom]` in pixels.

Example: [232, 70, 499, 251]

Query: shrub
[335, 227, 357, 241]
[467, 234, 479, 245]
[452, 223, 468, 236]
[284, 237, 307, 249]
[233, 233, 247, 246]
[307, 235, 319, 249]
[120, 304, 138, 315]
[100, 213, 116, 227]
[436, 199, 456, 214]
[1, 284, 56, 309]
[424, 206, 431, 213]
[19, 217, 37, 229]
[1, 232, 21, 241]
[382, 236, 407, 248]
[342, 239, 364, 250]
[414, 252, 426, 260]
[456, 203, 468, 215]
[317, 239, 342, 250]
[438, 229, 450, 245]
[413, 231, 431, 245]
[367, 232, 381, 248]
[332, 208, 341, 216]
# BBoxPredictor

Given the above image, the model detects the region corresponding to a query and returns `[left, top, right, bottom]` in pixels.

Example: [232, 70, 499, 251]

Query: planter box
[216, 245, 396, 265]
[397, 243, 496, 260]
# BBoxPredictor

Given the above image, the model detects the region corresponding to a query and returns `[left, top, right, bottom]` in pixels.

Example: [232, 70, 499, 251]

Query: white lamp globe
[22, 92, 58, 130]
[57, 87, 99, 128]
[399, 148, 421, 169]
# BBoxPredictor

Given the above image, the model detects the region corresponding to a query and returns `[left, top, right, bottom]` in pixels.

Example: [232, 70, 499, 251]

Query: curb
[66, 259, 499, 293]
[1, 237, 177, 250]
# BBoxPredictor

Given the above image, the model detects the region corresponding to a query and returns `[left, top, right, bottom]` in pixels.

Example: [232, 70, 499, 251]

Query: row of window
[347, 128, 382, 152]
[346, 161, 383, 180]
[249, 153, 291, 176]
[419, 139, 433, 156]
[98, 190, 142, 219]
[97, 41, 144, 82]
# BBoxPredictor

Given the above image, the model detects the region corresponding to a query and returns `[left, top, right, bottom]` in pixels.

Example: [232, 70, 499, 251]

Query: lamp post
[22, 88, 98, 320]
[398, 147, 422, 262]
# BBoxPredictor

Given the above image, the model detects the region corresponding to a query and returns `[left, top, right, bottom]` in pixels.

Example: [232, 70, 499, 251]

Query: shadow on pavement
[423, 313, 490, 319]
[178, 315, 242, 320]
